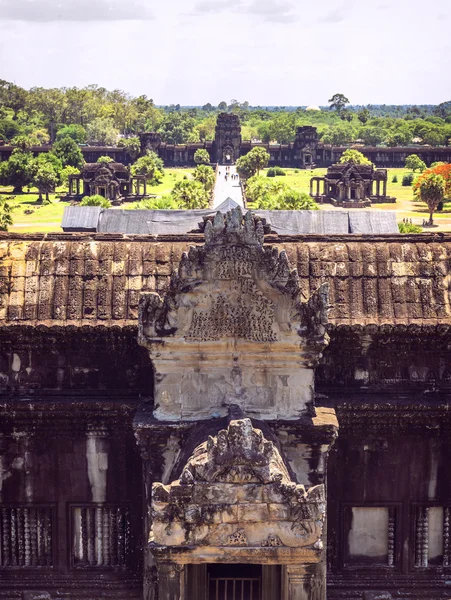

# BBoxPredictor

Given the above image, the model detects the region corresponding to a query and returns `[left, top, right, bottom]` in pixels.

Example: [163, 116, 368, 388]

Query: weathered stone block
[268, 503, 290, 520]
[22, 593, 52, 600]
[192, 483, 239, 505]
[363, 593, 392, 600]
[237, 503, 270, 522]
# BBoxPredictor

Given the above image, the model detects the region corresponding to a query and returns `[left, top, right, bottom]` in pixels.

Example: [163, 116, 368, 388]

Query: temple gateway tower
[135, 208, 338, 600]
[213, 113, 242, 164]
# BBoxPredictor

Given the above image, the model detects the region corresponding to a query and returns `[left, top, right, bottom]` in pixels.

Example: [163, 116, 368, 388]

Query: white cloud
[189, 0, 242, 15]
[0, 0, 153, 21]
[188, 0, 297, 22]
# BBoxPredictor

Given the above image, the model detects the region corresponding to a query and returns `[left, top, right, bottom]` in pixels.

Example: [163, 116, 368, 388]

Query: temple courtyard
[2, 167, 451, 233]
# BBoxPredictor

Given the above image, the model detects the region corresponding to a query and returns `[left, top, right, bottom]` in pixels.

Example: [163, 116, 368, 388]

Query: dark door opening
[208, 564, 262, 600]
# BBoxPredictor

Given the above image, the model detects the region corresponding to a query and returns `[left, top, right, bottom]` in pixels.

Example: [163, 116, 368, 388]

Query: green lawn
[2, 166, 450, 233]
[1, 168, 195, 232]
[139, 168, 194, 198]
[259, 167, 417, 201]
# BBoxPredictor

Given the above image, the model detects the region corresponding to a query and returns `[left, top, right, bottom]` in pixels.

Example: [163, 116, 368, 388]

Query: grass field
[259, 167, 451, 231]
[2, 166, 451, 233]
[0, 168, 195, 232]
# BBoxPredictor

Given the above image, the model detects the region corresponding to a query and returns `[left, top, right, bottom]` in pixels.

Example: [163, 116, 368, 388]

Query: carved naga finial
[204, 208, 265, 247]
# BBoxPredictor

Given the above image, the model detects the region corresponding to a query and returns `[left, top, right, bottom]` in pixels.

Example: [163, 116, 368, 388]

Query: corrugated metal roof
[255, 210, 350, 235]
[348, 211, 398, 234]
[98, 209, 211, 235]
[61, 206, 102, 231]
[61, 206, 399, 235]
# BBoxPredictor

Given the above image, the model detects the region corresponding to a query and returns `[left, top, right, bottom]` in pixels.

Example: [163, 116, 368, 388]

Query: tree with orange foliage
[413, 163, 451, 202]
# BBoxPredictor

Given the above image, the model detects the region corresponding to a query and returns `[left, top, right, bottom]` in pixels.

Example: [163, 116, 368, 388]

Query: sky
[0, 0, 450, 106]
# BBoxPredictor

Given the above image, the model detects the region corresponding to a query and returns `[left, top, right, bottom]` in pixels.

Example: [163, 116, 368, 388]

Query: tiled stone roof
[1, 233, 450, 328]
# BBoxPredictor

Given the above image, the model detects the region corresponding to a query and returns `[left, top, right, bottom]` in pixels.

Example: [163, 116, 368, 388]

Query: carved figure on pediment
[180, 418, 291, 485]
[150, 420, 326, 550]
[139, 208, 329, 349]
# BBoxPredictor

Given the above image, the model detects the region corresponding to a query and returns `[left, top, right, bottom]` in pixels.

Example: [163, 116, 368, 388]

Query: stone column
[144, 179, 147, 196]
[157, 562, 185, 600]
[310, 180, 313, 195]
[383, 179, 387, 197]
[285, 565, 324, 600]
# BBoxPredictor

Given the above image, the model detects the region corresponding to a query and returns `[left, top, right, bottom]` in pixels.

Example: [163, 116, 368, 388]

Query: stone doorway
[208, 564, 262, 600]
[222, 145, 234, 164]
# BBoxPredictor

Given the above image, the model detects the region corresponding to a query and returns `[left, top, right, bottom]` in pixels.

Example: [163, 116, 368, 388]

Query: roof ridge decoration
[138, 208, 329, 421]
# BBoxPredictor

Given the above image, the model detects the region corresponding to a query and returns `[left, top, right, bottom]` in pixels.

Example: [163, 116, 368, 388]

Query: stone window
[71, 504, 130, 568]
[0, 505, 54, 567]
[415, 506, 451, 567]
[344, 506, 396, 566]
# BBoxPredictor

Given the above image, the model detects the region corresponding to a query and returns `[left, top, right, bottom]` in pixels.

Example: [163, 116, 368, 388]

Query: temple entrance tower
[293, 126, 319, 169]
[213, 113, 242, 164]
[135, 208, 338, 600]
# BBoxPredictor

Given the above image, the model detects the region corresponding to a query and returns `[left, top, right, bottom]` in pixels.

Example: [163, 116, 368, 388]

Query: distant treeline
[1, 81, 450, 147]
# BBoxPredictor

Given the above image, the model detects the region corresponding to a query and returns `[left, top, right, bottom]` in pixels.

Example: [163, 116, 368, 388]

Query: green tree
[27, 87, 68, 142]
[61, 165, 81, 189]
[274, 188, 318, 210]
[157, 113, 197, 144]
[359, 126, 384, 146]
[10, 134, 38, 151]
[328, 93, 350, 113]
[321, 124, 356, 145]
[405, 154, 426, 172]
[339, 149, 373, 165]
[131, 151, 164, 185]
[384, 126, 412, 146]
[33, 162, 58, 203]
[236, 155, 255, 181]
[97, 156, 114, 163]
[248, 147, 270, 175]
[246, 176, 318, 210]
[418, 172, 446, 225]
[195, 116, 216, 142]
[34, 151, 63, 183]
[0, 80, 28, 120]
[268, 113, 297, 144]
[357, 108, 371, 124]
[80, 195, 112, 208]
[0, 149, 35, 192]
[218, 101, 228, 111]
[246, 176, 287, 205]
[398, 222, 422, 233]
[170, 180, 209, 209]
[86, 117, 119, 146]
[136, 196, 180, 209]
[0, 196, 14, 230]
[193, 164, 215, 192]
[194, 149, 211, 165]
[339, 109, 354, 122]
[56, 124, 87, 144]
[52, 137, 84, 169]
[118, 137, 141, 162]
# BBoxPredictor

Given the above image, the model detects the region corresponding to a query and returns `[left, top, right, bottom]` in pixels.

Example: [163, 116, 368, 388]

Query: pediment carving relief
[151, 419, 326, 551]
[138, 208, 329, 420]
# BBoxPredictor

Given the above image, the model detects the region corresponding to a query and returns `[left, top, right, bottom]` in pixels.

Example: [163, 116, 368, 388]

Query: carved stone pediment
[138, 208, 329, 421]
[179, 418, 291, 484]
[151, 419, 326, 551]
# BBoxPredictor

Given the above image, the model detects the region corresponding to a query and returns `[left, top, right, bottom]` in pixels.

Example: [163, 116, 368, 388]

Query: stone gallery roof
[1, 233, 450, 329]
